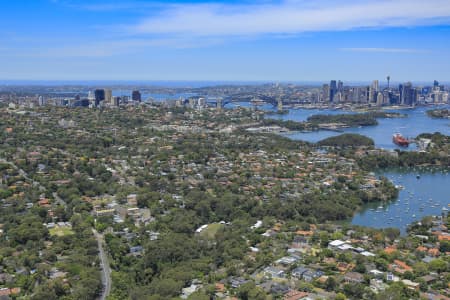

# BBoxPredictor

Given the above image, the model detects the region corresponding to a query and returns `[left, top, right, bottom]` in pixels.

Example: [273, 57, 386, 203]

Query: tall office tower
[322, 84, 330, 102]
[112, 96, 120, 106]
[400, 82, 417, 106]
[399, 83, 406, 105]
[38, 96, 45, 106]
[88, 91, 94, 100]
[334, 92, 343, 102]
[94, 89, 105, 106]
[376, 92, 384, 106]
[388, 92, 399, 105]
[368, 87, 374, 103]
[337, 80, 344, 93]
[387, 76, 390, 89]
[352, 87, 361, 103]
[410, 88, 418, 106]
[443, 92, 449, 103]
[433, 80, 439, 89]
[372, 80, 379, 92]
[132, 90, 142, 102]
[422, 87, 430, 96]
[198, 97, 206, 107]
[104, 89, 112, 104]
[329, 80, 337, 102]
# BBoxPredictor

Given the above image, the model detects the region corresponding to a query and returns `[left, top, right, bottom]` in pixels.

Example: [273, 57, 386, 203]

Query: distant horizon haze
[0, 79, 448, 88]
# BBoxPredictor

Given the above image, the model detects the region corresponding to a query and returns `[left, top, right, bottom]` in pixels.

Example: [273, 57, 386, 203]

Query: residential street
[93, 229, 111, 300]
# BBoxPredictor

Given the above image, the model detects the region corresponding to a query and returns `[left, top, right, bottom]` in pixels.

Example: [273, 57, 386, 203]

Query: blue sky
[1, 0, 450, 83]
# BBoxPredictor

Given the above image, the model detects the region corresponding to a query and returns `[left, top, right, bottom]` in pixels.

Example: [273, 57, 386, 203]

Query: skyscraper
[329, 80, 337, 102]
[94, 89, 105, 106]
[376, 92, 384, 106]
[104, 89, 112, 105]
[112, 96, 120, 107]
[337, 80, 343, 93]
[400, 82, 417, 106]
[433, 80, 439, 88]
[372, 80, 379, 92]
[38, 96, 45, 106]
[352, 87, 361, 103]
[322, 84, 330, 102]
[364, 86, 371, 103]
[132, 90, 142, 102]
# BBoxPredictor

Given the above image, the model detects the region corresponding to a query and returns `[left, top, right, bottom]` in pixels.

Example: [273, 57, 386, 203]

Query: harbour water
[225, 102, 450, 233]
[351, 169, 450, 234]
[226, 102, 449, 150]
[276, 106, 450, 150]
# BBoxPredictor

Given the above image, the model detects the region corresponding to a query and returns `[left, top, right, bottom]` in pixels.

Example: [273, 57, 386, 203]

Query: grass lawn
[200, 223, 224, 239]
[49, 226, 74, 237]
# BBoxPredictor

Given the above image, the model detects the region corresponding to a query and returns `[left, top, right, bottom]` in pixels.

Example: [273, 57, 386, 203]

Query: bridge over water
[206, 93, 279, 107]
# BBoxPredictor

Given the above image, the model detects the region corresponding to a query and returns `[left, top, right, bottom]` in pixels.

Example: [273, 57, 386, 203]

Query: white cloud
[130, 0, 450, 37]
[32, 0, 450, 56]
[339, 48, 428, 53]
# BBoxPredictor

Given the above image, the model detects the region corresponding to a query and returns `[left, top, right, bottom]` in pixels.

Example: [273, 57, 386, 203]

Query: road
[93, 229, 112, 300]
[52, 192, 67, 208]
[0, 158, 46, 192]
[1, 160, 68, 207]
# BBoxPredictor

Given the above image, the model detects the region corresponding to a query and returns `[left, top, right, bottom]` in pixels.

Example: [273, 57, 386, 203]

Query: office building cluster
[1, 80, 447, 110]
[319, 78, 448, 106]
[89, 89, 141, 108]
[21, 89, 143, 108]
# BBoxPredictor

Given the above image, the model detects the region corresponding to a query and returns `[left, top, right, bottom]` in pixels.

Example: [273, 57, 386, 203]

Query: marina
[351, 169, 450, 234]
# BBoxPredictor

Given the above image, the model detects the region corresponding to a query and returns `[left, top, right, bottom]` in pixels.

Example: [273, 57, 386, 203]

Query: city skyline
[1, 0, 450, 81]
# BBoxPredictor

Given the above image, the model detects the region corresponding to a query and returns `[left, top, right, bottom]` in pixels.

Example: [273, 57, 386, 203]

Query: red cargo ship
[393, 133, 409, 147]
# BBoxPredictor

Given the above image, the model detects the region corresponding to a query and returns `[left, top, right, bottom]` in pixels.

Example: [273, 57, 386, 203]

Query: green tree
[429, 258, 448, 273]
[325, 276, 337, 291]
[148, 278, 183, 298]
[439, 241, 450, 253]
[237, 282, 267, 300]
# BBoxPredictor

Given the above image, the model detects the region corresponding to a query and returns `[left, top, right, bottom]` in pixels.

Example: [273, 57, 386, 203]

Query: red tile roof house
[0, 287, 20, 297]
[284, 290, 309, 300]
[389, 260, 413, 274]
